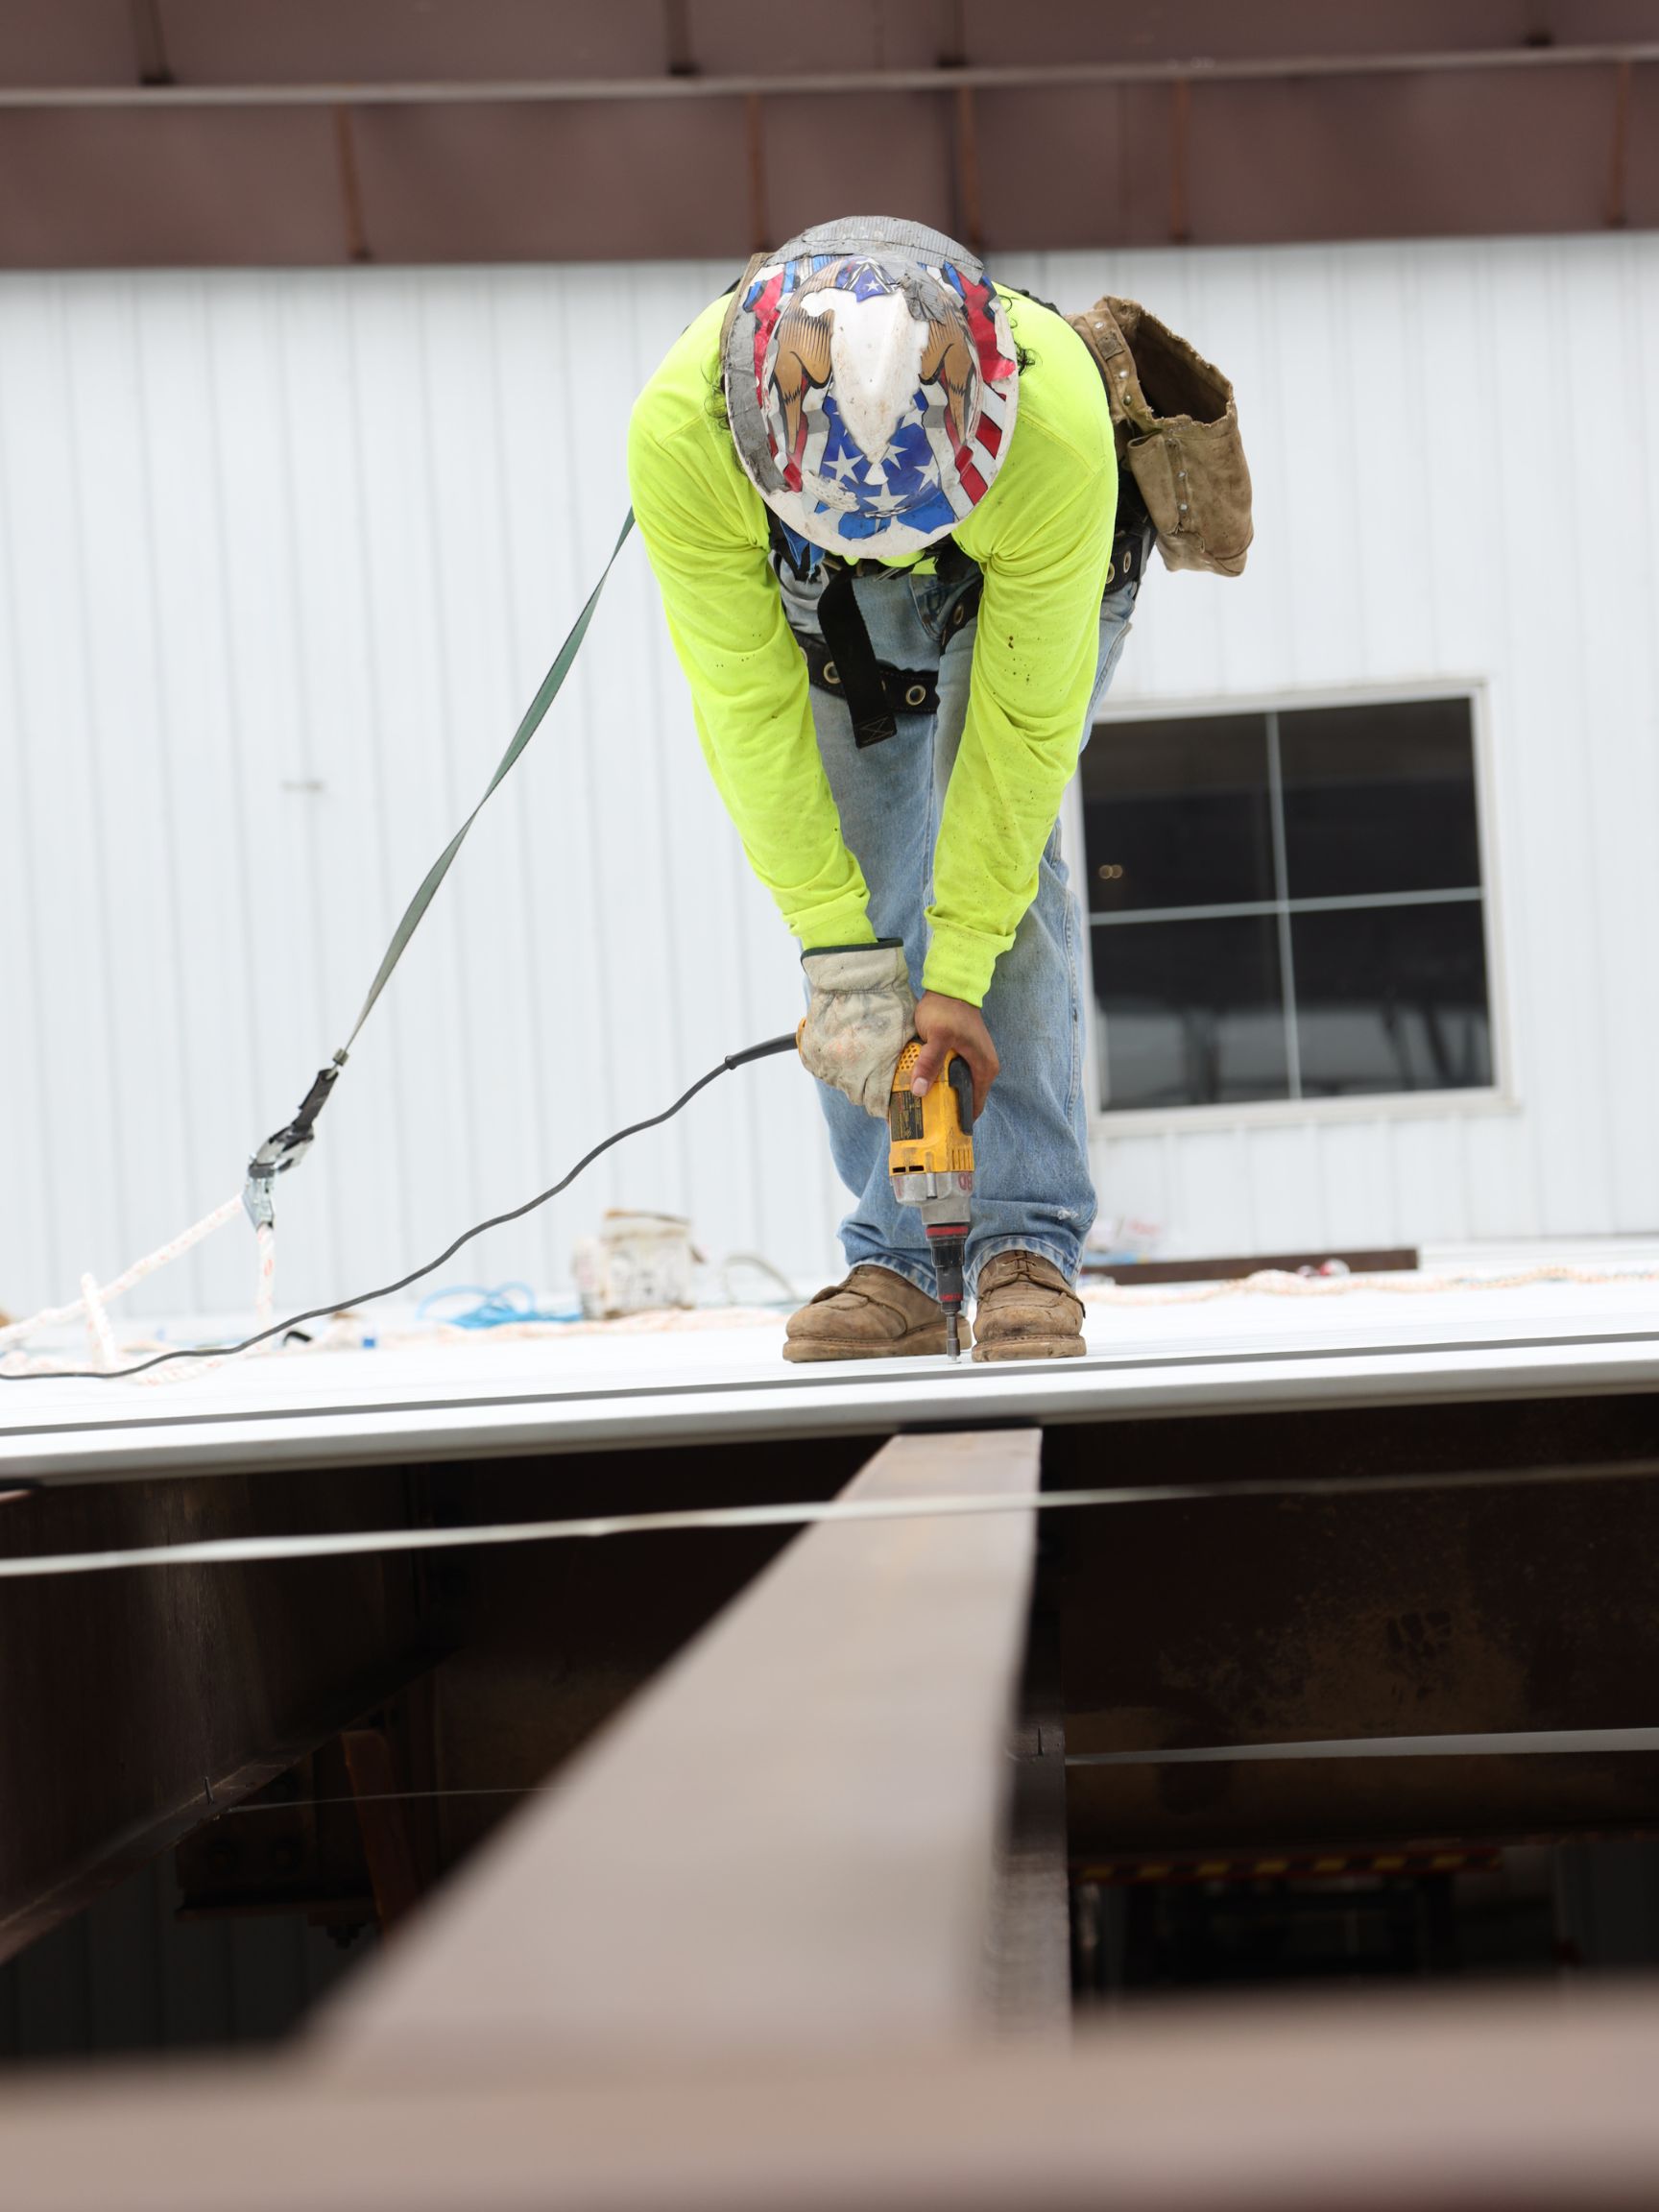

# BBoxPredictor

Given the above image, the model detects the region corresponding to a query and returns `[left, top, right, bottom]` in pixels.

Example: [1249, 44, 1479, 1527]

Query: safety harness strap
[815, 565, 898, 749]
[793, 630, 943, 720]
[341, 507, 637, 1054]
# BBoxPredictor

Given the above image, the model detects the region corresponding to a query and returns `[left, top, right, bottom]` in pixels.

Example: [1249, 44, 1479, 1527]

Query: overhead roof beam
[1, 41, 1656, 108]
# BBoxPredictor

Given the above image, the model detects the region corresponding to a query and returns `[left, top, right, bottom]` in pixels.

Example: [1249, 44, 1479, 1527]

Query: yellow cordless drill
[887, 1042, 975, 1359]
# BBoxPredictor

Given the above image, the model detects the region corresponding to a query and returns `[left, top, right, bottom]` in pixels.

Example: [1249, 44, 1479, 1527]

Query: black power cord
[3, 1034, 800, 1384]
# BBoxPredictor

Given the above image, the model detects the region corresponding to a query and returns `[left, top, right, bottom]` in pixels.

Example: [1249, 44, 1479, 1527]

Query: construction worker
[629, 216, 1145, 1362]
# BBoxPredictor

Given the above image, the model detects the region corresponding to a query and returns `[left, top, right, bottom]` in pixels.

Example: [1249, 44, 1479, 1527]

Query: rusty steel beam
[9, 1987, 1659, 2208]
[983, 1612, 1070, 2039]
[322, 1429, 1042, 2076]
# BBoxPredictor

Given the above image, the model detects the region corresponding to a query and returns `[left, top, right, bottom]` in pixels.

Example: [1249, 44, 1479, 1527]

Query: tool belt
[1069, 296, 1253, 578]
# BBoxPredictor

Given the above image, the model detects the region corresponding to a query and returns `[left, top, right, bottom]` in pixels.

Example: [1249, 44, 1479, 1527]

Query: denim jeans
[779, 552, 1141, 1295]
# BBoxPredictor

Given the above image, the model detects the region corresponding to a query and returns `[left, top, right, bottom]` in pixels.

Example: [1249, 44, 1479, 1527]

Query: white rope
[78, 1272, 118, 1370]
[253, 1222, 276, 1333]
[0, 1192, 245, 1353]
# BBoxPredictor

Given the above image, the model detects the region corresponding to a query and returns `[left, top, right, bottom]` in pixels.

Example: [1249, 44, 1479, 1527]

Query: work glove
[798, 939, 916, 1119]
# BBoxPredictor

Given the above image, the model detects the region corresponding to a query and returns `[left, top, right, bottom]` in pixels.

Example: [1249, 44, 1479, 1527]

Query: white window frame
[1061, 677, 1515, 1136]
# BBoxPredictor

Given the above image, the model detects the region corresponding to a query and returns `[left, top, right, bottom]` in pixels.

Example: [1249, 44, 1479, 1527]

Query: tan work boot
[782, 1264, 973, 1363]
[972, 1250, 1087, 1362]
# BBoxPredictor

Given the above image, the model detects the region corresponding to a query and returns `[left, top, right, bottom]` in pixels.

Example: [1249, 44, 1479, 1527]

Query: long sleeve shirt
[627, 286, 1117, 1006]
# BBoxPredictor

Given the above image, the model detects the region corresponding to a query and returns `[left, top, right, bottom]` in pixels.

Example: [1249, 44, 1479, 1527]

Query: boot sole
[782, 1324, 974, 1364]
[971, 1337, 1086, 1363]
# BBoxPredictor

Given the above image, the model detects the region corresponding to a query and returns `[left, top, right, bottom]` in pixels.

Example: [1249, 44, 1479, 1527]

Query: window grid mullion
[1089, 885, 1485, 928]
[1264, 709, 1301, 1101]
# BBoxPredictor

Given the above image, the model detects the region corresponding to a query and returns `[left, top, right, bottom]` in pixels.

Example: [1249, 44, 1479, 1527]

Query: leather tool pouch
[1070, 296, 1253, 578]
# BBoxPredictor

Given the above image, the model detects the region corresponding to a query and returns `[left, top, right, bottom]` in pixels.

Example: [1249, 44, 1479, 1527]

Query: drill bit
[945, 1310, 960, 1361]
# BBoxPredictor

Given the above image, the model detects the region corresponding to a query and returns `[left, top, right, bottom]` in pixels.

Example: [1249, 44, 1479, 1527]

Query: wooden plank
[324, 1428, 1042, 2074]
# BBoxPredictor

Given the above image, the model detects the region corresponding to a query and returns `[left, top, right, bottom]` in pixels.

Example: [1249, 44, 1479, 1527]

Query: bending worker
[629, 216, 1143, 1363]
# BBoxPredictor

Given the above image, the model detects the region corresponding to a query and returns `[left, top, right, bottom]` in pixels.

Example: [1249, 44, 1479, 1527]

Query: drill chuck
[926, 1223, 968, 1362]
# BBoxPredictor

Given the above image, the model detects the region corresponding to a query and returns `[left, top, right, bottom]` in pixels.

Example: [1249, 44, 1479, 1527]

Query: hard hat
[722, 217, 1021, 562]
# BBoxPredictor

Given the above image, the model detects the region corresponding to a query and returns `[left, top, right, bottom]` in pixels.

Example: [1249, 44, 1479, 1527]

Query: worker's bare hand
[910, 992, 999, 1118]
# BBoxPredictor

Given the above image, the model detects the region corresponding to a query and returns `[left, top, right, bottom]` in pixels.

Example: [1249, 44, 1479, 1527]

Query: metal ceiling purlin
[3, 46, 1658, 104]
[1, 34, 1654, 265]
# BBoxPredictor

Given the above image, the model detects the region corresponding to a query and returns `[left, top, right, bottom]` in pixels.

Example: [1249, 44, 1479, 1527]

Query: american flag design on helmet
[723, 226, 1020, 564]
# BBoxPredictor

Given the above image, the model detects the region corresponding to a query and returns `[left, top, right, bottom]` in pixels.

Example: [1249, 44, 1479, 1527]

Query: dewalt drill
[887, 1042, 975, 1359]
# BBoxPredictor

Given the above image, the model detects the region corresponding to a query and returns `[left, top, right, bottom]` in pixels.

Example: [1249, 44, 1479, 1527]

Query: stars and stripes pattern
[736, 252, 1019, 558]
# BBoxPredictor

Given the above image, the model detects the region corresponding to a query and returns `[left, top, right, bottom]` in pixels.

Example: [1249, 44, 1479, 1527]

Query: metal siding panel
[1164, 1128, 1256, 1259]
[1238, 1124, 1326, 1252]
[0, 283, 60, 1310]
[1562, 238, 1659, 1232]
[278, 274, 424, 1301]
[1616, 232, 1659, 1228]
[1054, 235, 1659, 1257]
[317, 270, 469, 1308]
[1314, 1120, 1399, 1248]
[407, 269, 562, 1290]
[4, 239, 1659, 1326]
[1090, 1132, 1173, 1251]
[1389, 1117, 1471, 1248]
[1338, 244, 1435, 684]
[202, 276, 346, 1300]
[132, 276, 268, 1314]
[488, 265, 613, 1291]
[0, 278, 135, 1308]
[1484, 241, 1617, 1238]
[1460, 1110, 1540, 1245]
[58, 280, 202, 1296]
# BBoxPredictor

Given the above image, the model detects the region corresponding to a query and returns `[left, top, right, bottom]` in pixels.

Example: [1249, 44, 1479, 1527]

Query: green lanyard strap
[244, 510, 637, 1226]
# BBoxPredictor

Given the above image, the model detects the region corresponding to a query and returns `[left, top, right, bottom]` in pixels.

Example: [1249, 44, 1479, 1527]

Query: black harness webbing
[814, 565, 899, 750]
[795, 630, 942, 721]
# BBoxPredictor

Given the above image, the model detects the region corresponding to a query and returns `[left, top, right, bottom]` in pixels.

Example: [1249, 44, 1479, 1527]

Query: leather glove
[798, 940, 916, 1119]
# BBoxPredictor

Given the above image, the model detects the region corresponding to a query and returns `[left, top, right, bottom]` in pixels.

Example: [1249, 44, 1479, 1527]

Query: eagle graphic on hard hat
[723, 219, 1021, 562]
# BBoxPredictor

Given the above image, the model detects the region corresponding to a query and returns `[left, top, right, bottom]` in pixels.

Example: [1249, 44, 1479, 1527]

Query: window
[1080, 695, 1496, 1114]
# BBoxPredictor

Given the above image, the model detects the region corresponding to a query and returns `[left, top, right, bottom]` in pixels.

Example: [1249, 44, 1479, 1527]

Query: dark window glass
[1094, 916, 1287, 1109]
[1081, 713, 1275, 914]
[1291, 902, 1493, 1096]
[1278, 698, 1480, 900]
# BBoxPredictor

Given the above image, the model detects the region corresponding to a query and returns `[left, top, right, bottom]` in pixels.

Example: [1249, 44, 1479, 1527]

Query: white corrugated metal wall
[1, 233, 1656, 1322]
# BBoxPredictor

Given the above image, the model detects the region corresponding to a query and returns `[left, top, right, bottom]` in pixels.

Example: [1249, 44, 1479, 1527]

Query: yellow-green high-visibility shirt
[626, 286, 1118, 1007]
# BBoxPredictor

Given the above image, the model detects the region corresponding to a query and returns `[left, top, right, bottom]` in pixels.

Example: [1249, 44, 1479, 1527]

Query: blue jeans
[780, 554, 1140, 1295]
